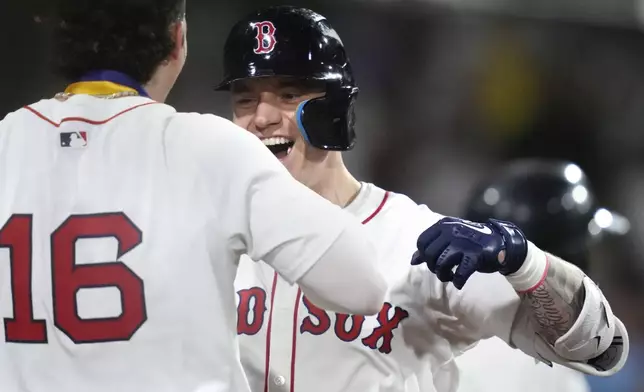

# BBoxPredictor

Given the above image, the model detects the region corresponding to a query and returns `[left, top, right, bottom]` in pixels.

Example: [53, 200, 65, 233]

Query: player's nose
[253, 100, 282, 134]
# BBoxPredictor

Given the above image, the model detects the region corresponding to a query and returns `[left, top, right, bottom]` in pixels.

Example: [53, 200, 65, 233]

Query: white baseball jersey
[455, 337, 590, 392]
[0, 95, 360, 392]
[234, 183, 525, 392]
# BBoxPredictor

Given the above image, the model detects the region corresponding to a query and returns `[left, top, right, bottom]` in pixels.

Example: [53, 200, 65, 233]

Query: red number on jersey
[0, 213, 146, 344]
[0, 215, 47, 343]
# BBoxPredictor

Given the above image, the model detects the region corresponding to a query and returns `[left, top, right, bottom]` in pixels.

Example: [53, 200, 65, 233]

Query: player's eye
[279, 91, 302, 103]
[233, 96, 257, 107]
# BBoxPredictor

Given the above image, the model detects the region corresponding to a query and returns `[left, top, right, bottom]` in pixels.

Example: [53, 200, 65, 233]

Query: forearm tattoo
[519, 254, 586, 345]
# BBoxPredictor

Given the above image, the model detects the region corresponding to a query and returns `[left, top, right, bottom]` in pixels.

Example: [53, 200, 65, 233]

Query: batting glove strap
[487, 219, 528, 275]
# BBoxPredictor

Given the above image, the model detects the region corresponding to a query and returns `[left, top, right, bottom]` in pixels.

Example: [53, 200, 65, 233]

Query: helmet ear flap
[296, 86, 358, 151]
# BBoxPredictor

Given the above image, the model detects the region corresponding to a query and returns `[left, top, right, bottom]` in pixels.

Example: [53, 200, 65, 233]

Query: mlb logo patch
[60, 131, 87, 148]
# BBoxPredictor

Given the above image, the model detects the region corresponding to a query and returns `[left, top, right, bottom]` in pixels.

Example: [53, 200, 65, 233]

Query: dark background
[2, 0, 644, 389]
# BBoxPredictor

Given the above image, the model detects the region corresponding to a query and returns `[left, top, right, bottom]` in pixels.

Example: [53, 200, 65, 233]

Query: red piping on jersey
[23, 101, 159, 127]
[290, 289, 303, 392]
[286, 190, 390, 391]
[264, 273, 279, 392]
[361, 191, 390, 224]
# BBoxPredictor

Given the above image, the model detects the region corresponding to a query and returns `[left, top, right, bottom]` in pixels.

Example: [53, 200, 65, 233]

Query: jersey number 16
[0, 212, 146, 344]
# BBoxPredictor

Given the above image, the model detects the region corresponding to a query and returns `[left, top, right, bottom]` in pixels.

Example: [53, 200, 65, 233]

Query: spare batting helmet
[464, 159, 629, 273]
[215, 6, 358, 151]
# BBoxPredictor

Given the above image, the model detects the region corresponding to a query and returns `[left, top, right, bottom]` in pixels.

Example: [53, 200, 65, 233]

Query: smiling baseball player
[219, 6, 629, 392]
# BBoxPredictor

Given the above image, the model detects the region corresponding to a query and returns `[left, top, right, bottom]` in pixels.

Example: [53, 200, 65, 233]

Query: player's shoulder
[167, 111, 230, 128]
[374, 185, 443, 225]
[163, 112, 281, 180]
[167, 112, 243, 136]
[5, 96, 175, 128]
[0, 98, 51, 124]
[166, 112, 260, 150]
[0, 99, 59, 134]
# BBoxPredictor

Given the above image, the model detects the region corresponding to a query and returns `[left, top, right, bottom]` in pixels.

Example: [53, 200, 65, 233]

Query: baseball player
[219, 6, 630, 392]
[455, 159, 630, 392]
[0, 1, 389, 391]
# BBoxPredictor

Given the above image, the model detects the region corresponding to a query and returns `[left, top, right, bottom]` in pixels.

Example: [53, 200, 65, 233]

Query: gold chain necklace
[54, 91, 139, 101]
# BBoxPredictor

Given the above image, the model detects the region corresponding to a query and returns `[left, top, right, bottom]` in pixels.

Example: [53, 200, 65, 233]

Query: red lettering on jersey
[334, 313, 365, 342]
[253, 21, 277, 54]
[300, 296, 330, 335]
[361, 302, 409, 354]
[236, 287, 267, 336]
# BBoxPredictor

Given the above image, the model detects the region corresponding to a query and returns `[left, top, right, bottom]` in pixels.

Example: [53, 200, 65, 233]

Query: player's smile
[261, 136, 295, 160]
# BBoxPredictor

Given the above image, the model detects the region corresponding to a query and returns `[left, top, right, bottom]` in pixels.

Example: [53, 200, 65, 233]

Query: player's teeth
[262, 137, 290, 146]
[287, 146, 292, 155]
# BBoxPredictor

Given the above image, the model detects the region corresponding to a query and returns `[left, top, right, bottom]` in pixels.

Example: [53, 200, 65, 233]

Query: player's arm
[510, 248, 586, 346]
[412, 216, 628, 377]
[504, 243, 628, 377]
[238, 141, 387, 316]
[188, 115, 386, 315]
[295, 224, 387, 315]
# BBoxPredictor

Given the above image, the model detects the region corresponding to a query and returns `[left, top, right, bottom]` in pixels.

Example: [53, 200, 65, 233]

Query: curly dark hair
[54, 0, 186, 83]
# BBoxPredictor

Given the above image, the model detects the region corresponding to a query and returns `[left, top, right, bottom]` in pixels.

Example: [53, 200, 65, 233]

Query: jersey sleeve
[179, 114, 357, 284]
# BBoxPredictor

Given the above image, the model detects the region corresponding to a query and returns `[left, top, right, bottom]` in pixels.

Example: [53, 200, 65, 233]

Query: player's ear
[169, 20, 187, 61]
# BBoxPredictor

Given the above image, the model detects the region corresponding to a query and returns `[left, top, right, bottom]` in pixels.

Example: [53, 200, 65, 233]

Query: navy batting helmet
[215, 6, 358, 151]
[464, 159, 629, 273]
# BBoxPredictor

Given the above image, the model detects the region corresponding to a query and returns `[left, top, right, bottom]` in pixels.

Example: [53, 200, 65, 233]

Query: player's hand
[411, 217, 528, 289]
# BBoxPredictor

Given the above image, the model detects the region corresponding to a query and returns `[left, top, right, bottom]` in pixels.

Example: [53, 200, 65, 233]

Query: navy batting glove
[411, 217, 528, 289]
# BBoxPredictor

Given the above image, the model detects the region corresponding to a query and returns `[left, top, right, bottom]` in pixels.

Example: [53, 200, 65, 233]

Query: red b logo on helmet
[252, 21, 277, 54]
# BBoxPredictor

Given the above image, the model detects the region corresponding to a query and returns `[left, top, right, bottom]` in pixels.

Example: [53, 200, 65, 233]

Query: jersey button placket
[268, 277, 298, 390]
[273, 375, 286, 386]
